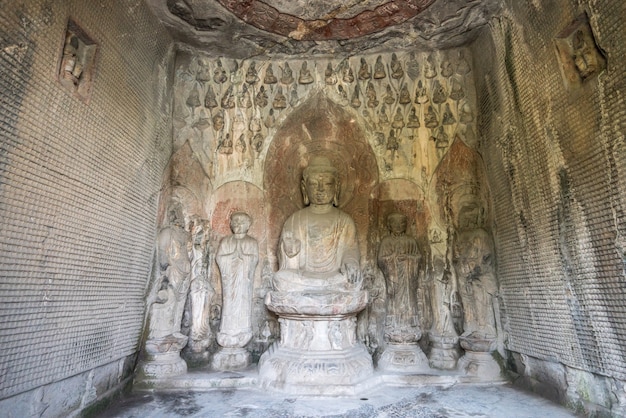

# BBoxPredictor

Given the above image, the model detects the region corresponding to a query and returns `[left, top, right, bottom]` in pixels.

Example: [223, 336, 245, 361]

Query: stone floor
[98, 383, 577, 417]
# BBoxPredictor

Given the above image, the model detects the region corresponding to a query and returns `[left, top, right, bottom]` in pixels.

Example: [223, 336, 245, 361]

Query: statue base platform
[458, 334, 503, 381]
[259, 290, 374, 395]
[136, 333, 188, 379]
[212, 347, 251, 371]
[378, 343, 430, 373]
[428, 332, 461, 370]
[457, 351, 503, 381]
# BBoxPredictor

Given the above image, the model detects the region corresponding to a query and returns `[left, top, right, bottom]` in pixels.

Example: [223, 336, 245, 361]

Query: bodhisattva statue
[377, 212, 430, 372]
[259, 157, 373, 394]
[137, 205, 191, 379]
[272, 156, 361, 292]
[186, 218, 215, 363]
[212, 212, 258, 370]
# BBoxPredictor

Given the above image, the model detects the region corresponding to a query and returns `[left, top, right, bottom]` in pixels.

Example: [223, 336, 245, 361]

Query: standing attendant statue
[212, 212, 259, 371]
[137, 204, 191, 379]
[377, 212, 429, 372]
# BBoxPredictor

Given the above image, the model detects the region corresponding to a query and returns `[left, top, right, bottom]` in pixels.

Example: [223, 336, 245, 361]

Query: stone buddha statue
[272, 156, 361, 292]
[260, 156, 373, 393]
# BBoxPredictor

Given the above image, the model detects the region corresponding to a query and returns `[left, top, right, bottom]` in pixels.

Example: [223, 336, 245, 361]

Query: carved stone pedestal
[458, 334, 502, 381]
[211, 347, 250, 371]
[136, 333, 188, 379]
[259, 291, 374, 395]
[378, 343, 430, 373]
[428, 332, 461, 370]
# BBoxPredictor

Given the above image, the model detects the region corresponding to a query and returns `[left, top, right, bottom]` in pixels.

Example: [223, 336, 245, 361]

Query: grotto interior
[0, 0, 625, 416]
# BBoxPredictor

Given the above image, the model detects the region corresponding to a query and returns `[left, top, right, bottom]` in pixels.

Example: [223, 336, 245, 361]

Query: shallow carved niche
[58, 19, 98, 102]
[554, 13, 606, 89]
[263, 93, 378, 269]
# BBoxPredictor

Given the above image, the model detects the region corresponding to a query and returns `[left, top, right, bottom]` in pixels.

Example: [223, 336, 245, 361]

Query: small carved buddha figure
[373, 55, 386, 79]
[272, 86, 287, 109]
[407, 106, 420, 128]
[264, 64, 278, 84]
[358, 57, 371, 80]
[406, 52, 420, 80]
[212, 112, 224, 132]
[390, 53, 404, 79]
[218, 133, 233, 154]
[220, 85, 235, 109]
[424, 53, 437, 79]
[415, 80, 429, 104]
[377, 212, 422, 343]
[204, 86, 218, 108]
[213, 59, 227, 84]
[398, 85, 411, 104]
[298, 61, 314, 84]
[449, 78, 465, 101]
[245, 61, 258, 84]
[383, 84, 395, 105]
[456, 50, 471, 75]
[342, 63, 355, 83]
[386, 129, 399, 151]
[442, 103, 456, 125]
[431, 80, 447, 104]
[325, 62, 337, 85]
[392, 107, 405, 129]
[196, 58, 212, 82]
[441, 59, 454, 77]
[289, 87, 299, 107]
[255, 85, 268, 108]
[424, 105, 439, 128]
[351, 85, 362, 108]
[459, 101, 474, 123]
[280, 62, 294, 85]
[272, 157, 361, 293]
[366, 81, 379, 108]
[186, 88, 201, 108]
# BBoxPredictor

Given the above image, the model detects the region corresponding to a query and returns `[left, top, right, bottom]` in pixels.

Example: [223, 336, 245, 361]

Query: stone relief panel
[172, 48, 477, 194]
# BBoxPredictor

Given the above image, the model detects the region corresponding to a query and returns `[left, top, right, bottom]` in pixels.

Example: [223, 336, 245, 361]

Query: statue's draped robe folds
[216, 234, 259, 341]
[274, 207, 359, 291]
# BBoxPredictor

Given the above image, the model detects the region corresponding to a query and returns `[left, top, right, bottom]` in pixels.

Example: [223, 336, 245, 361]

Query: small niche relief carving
[555, 13, 606, 89]
[58, 19, 98, 102]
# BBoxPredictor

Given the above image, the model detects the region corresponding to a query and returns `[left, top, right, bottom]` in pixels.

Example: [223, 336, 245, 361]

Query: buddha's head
[386, 212, 408, 236]
[230, 211, 252, 235]
[301, 156, 340, 207]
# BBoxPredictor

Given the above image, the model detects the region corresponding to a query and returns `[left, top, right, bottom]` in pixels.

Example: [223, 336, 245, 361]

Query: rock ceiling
[146, 0, 502, 58]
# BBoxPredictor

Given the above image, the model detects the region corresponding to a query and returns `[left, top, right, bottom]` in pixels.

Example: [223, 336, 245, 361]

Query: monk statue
[272, 156, 361, 292]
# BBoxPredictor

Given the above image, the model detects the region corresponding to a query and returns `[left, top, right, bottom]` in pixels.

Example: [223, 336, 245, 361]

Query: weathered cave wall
[0, 1, 173, 416]
[472, 0, 626, 414]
